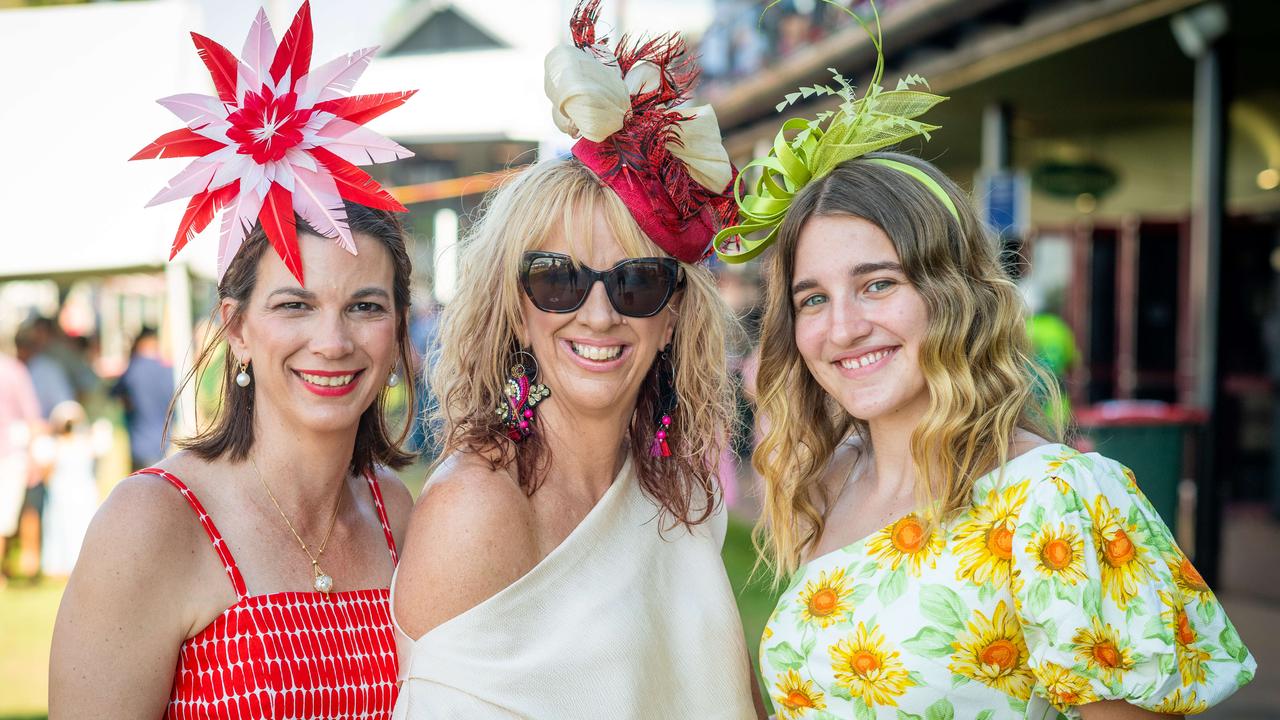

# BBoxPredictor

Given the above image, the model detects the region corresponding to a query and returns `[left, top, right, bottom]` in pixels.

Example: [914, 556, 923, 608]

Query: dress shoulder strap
[363, 470, 399, 564]
[134, 467, 248, 601]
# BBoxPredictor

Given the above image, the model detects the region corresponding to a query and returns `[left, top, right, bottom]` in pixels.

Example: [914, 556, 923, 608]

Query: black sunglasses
[520, 251, 685, 318]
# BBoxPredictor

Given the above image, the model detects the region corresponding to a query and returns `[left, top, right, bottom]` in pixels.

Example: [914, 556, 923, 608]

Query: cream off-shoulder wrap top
[390, 456, 757, 719]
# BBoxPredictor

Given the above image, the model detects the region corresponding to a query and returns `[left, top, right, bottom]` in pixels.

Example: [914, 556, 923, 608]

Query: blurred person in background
[0, 349, 41, 586]
[50, 3, 420, 716]
[407, 289, 441, 460]
[1025, 285, 1078, 427]
[391, 4, 761, 716]
[37, 400, 106, 578]
[111, 327, 175, 470]
[14, 320, 74, 576]
[27, 316, 100, 403]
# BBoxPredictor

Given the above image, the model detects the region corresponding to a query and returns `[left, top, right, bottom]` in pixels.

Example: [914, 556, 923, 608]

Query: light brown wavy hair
[753, 151, 1062, 581]
[429, 156, 736, 526]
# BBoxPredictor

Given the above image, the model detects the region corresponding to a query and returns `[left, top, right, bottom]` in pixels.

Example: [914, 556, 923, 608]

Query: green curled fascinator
[713, 0, 952, 263]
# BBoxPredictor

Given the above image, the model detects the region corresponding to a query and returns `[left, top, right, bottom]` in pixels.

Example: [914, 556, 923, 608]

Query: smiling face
[520, 206, 679, 419]
[225, 230, 399, 437]
[791, 214, 930, 426]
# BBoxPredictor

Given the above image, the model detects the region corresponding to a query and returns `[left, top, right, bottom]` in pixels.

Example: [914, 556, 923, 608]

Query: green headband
[713, 0, 953, 263]
[864, 157, 960, 222]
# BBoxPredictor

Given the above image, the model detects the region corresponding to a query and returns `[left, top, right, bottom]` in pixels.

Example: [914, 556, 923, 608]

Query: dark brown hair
[175, 202, 417, 476]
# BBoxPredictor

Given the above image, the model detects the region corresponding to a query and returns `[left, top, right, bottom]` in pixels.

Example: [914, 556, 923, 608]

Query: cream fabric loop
[669, 105, 734, 192]
[623, 60, 662, 96]
[544, 45, 629, 142]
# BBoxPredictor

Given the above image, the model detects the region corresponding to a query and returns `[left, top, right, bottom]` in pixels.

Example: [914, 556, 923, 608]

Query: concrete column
[1176, 3, 1228, 583]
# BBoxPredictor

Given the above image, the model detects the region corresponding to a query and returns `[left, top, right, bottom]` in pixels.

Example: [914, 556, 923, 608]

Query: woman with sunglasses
[389, 4, 761, 718]
[716, 5, 1255, 717]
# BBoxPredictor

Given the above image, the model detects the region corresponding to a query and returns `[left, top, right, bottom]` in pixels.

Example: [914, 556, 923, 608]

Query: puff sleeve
[1009, 452, 1255, 715]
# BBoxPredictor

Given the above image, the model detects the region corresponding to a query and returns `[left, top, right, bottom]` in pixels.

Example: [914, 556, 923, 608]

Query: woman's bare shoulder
[394, 452, 539, 638]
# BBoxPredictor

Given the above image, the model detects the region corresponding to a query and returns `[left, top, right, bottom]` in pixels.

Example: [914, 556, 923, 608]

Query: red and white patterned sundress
[135, 467, 401, 720]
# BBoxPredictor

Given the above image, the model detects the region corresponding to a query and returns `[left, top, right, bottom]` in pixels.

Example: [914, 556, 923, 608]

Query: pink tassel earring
[650, 345, 676, 458]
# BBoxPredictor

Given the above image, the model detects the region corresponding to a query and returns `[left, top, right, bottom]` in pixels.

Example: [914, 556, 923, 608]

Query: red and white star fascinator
[544, 0, 736, 263]
[131, 1, 416, 285]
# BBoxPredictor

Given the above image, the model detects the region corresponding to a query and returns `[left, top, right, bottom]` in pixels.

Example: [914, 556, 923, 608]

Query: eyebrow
[791, 261, 905, 296]
[267, 287, 391, 301]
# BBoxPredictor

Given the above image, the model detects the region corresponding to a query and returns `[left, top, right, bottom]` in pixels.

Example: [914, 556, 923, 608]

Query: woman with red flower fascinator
[50, 4, 421, 717]
[389, 2, 762, 717]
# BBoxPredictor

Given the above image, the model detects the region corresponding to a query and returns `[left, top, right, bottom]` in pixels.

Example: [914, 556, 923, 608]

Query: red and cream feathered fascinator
[131, 2, 416, 285]
[544, 0, 736, 263]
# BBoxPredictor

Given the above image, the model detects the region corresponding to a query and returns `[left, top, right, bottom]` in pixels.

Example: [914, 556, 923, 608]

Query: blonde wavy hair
[429, 156, 736, 526]
[753, 151, 1063, 581]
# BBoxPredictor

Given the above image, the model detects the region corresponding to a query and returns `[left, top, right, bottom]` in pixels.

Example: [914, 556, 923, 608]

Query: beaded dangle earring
[495, 350, 550, 441]
[650, 345, 677, 457]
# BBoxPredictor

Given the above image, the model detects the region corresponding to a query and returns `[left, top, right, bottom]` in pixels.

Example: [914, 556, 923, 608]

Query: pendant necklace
[251, 456, 343, 593]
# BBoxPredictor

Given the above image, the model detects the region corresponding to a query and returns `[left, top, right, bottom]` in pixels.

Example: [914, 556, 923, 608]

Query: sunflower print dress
[760, 444, 1255, 719]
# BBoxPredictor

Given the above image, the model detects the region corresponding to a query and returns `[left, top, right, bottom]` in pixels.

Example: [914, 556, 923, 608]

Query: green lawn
[1, 511, 778, 720]
[0, 578, 63, 719]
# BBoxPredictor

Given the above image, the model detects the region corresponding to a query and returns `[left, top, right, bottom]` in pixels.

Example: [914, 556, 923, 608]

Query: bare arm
[1079, 700, 1181, 719]
[392, 459, 540, 639]
[48, 476, 200, 718]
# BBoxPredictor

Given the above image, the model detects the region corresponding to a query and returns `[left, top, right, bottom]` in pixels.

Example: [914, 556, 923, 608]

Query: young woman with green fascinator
[716, 3, 1255, 718]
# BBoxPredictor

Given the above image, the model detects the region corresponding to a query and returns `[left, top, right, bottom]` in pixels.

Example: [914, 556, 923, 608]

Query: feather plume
[270, 0, 314, 90]
[296, 47, 376, 106]
[131, 128, 225, 161]
[311, 147, 407, 212]
[260, 182, 304, 284]
[171, 181, 240, 259]
[191, 33, 241, 104]
[313, 91, 417, 126]
[239, 8, 276, 93]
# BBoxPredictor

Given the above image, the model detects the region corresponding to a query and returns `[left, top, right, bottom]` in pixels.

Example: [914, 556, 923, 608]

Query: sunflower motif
[865, 514, 943, 576]
[1090, 494, 1156, 609]
[773, 670, 827, 720]
[954, 480, 1029, 587]
[796, 567, 855, 628]
[1152, 688, 1208, 714]
[1121, 466, 1141, 494]
[829, 622, 915, 707]
[1026, 522, 1087, 585]
[1072, 618, 1135, 683]
[1035, 661, 1099, 710]
[1170, 553, 1214, 605]
[1160, 591, 1211, 685]
[948, 600, 1033, 700]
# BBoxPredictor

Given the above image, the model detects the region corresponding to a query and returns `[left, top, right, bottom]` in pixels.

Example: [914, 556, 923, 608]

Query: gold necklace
[250, 456, 343, 594]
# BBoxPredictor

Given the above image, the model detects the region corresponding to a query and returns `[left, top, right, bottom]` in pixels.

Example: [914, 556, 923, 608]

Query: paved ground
[1203, 503, 1280, 719]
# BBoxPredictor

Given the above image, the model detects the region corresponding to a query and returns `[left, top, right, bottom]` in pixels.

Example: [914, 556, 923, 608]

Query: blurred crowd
[0, 317, 173, 585]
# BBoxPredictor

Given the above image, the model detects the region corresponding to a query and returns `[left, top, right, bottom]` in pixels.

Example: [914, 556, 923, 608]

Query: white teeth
[839, 349, 891, 370]
[571, 342, 623, 361]
[300, 372, 355, 387]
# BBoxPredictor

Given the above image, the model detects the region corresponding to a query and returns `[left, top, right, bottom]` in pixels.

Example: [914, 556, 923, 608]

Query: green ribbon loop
[713, 0, 951, 264]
